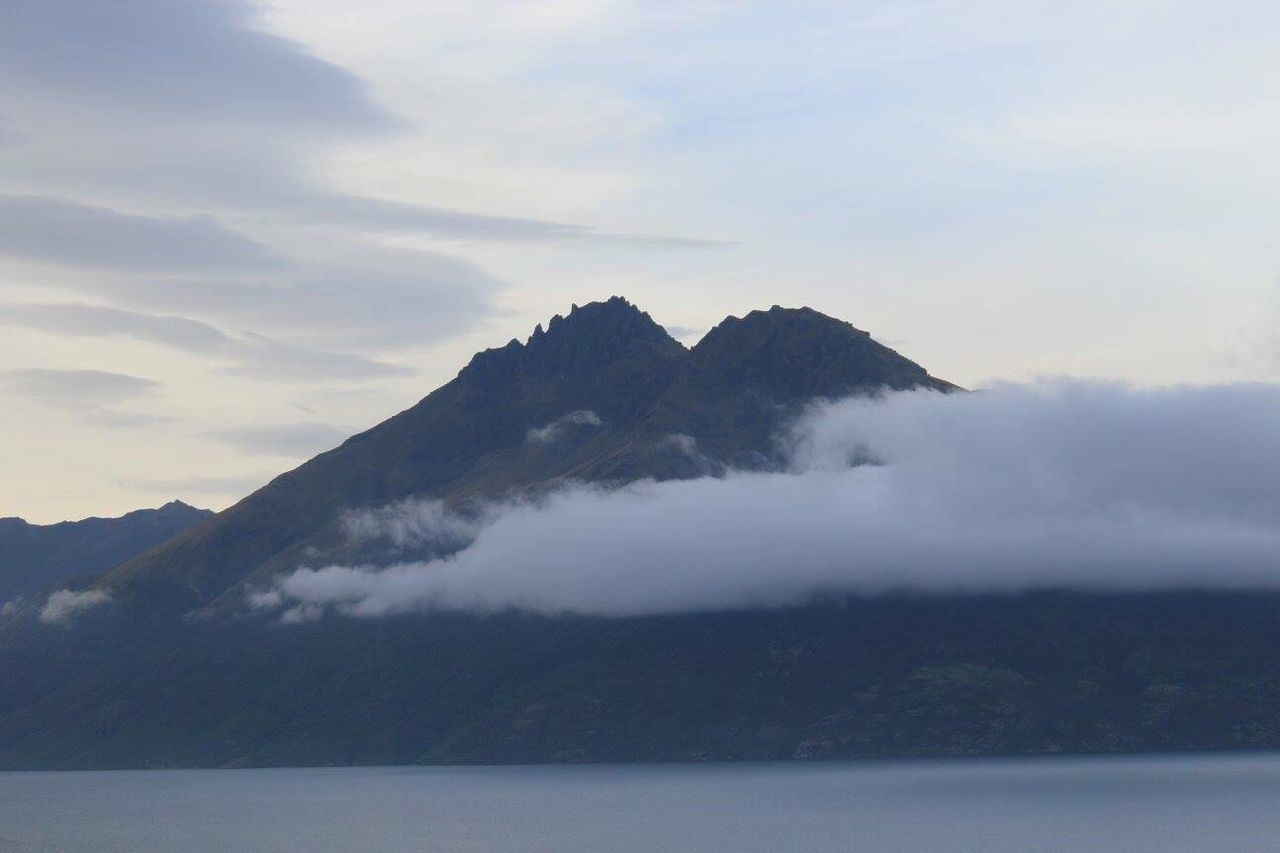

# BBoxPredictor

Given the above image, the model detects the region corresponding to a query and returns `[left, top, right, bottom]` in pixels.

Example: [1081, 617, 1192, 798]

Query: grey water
[1, 753, 1277, 852]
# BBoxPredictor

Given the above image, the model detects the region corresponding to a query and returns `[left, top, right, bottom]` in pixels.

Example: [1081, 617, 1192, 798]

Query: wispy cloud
[0, 367, 165, 425]
[0, 195, 286, 273]
[39, 254, 505, 350]
[0, 303, 414, 382]
[0, 0, 726, 245]
[210, 422, 349, 457]
[2, 302, 228, 350]
[120, 473, 272, 499]
[526, 409, 603, 444]
[0, 0, 392, 130]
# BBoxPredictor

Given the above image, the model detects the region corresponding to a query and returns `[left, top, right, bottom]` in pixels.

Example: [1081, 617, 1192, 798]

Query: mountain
[7, 590, 1280, 769]
[0, 501, 212, 605]
[99, 298, 955, 613]
[17, 298, 1279, 771]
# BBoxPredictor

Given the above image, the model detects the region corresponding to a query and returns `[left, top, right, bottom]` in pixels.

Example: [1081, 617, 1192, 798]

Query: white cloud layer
[256, 381, 1280, 620]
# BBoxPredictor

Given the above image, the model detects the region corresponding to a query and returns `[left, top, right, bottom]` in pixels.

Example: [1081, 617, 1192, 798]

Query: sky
[3, 0, 1280, 523]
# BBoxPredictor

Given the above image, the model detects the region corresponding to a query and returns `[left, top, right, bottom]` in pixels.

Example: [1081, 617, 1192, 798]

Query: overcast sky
[3, 0, 1280, 522]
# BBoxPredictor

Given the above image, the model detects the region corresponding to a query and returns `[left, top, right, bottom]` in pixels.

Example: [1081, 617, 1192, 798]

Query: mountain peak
[151, 500, 212, 520]
[718, 304, 871, 337]
[0, 501, 212, 605]
[529, 295, 673, 347]
[461, 297, 683, 388]
[688, 304, 955, 400]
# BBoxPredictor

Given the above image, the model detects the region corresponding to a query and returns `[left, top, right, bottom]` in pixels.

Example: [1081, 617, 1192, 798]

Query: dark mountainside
[3, 298, 1280, 770]
[0, 501, 211, 605]
[99, 297, 954, 612]
[8, 590, 1280, 769]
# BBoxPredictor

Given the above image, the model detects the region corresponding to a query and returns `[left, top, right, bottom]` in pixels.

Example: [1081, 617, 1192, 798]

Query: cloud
[266, 190, 605, 243]
[526, 409, 603, 444]
[0, 0, 726, 409]
[81, 253, 506, 350]
[223, 334, 414, 382]
[211, 422, 349, 457]
[0, 302, 414, 382]
[662, 325, 704, 341]
[0, 0, 392, 132]
[659, 433, 723, 475]
[0, 0, 722, 245]
[1, 367, 159, 405]
[342, 498, 485, 557]
[39, 588, 110, 625]
[2, 302, 229, 350]
[255, 381, 1280, 620]
[0, 195, 286, 273]
[1, 367, 164, 425]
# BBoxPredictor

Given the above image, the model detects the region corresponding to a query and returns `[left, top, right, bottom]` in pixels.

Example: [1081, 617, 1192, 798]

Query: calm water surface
[1, 753, 1276, 851]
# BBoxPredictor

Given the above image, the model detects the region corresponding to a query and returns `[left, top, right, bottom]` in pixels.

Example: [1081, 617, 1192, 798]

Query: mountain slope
[6, 590, 1280, 769]
[100, 298, 956, 610]
[0, 501, 212, 604]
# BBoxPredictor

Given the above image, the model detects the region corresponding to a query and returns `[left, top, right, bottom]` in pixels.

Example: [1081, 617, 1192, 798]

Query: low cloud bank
[256, 381, 1280, 620]
[40, 589, 111, 624]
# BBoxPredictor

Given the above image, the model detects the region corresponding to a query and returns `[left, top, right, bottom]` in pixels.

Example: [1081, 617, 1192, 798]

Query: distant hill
[99, 297, 955, 612]
[0, 501, 212, 605]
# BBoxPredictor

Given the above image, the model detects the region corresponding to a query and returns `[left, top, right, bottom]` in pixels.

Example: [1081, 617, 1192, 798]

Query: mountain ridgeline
[0, 501, 211, 606]
[14, 298, 1280, 771]
[100, 298, 955, 612]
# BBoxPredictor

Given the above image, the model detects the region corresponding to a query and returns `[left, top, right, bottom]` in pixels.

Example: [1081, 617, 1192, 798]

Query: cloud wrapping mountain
[341, 498, 486, 554]
[256, 380, 1280, 620]
[39, 589, 110, 625]
[525, 409, 603, 444]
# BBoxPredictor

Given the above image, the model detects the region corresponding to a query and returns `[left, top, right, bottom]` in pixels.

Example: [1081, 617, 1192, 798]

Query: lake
[1, 753, 1276, 851]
